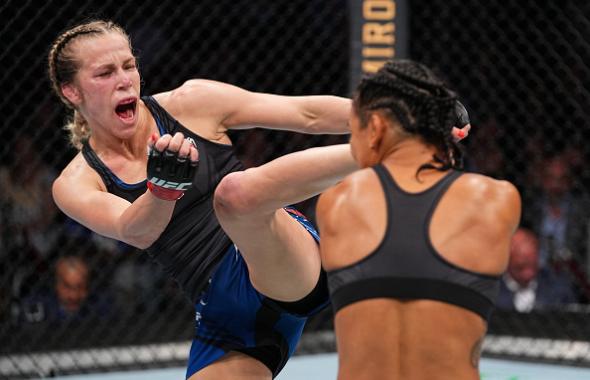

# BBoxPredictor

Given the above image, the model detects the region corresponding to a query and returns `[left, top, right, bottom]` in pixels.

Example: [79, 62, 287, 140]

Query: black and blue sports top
[81, 95, 244, 302]
[326, 164, 500, 321]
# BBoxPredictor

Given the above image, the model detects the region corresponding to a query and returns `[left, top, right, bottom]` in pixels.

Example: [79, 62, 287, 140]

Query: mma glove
[454, 100, 470, 128]
[146, 142, 198, 201]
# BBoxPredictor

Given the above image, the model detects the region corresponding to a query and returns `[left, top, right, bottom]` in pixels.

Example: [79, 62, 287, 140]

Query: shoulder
[53, 153, 103, 199]
[317, 168, 379, 229]
[454, 172, 522, 229]
[55, 152, 92, 182]
[455, 172, 518, 194]
[318, 167, 390, 270]
[455, 172, 520, 206]
[156, 79, 245, 107]
[172, 79, 238, 98]
[153, 79, 249, 120]
[318, 168, 378, 208]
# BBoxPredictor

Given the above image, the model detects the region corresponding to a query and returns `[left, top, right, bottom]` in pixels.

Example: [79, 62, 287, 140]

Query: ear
[61, 83, 82, 106]
[368, 112, 388, 150]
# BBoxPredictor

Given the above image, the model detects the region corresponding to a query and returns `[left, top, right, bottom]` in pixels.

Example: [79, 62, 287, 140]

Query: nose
[117, 69, 133, 89]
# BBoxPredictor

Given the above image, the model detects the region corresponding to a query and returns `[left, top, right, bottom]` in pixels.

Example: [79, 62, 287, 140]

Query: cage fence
[1, 0, 590, 378]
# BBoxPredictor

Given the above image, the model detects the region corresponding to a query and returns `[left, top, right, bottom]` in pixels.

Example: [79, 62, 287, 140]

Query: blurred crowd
[0, 137, 189, 329]
[1, 121, 590, 333]
[466, 117, 590, 310]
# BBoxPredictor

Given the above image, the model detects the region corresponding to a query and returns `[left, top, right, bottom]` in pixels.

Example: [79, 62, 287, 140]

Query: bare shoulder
[174, 78, 237, 99]
[457, 172, 520, 204]
[57, 152, 97, 178]
[317, 168, 379, 232]
[53, 153, 103, 203]
[318, 167, 386, 270]
[154, 79, 243, 115]
[455, 172, 521, 229]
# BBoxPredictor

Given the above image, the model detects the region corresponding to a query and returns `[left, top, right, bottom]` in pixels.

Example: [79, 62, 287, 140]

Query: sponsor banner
[349, 0, 409, 93]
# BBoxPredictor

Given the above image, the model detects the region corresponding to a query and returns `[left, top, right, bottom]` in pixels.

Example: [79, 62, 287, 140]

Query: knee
[214, 171, 259, 218]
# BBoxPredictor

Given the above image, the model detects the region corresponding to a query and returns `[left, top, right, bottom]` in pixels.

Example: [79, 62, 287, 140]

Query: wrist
[147, 181, 185, 201]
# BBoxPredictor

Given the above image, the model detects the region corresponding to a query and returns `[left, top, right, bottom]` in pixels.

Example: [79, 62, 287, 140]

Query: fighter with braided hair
[317, 59, 520, 380]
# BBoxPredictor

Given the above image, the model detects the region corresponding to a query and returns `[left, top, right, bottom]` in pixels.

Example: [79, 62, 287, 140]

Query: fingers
[168, 132, 185, 153]
[148, 132, 199, 163]
[188, 144, 199, 163]
[174, 135, 199, 163]
[462, 123, 471, 135]
[153, 133, 173, 152]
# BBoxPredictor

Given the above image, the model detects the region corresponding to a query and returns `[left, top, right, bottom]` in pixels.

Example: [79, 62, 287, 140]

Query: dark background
[1, 0, 590, 377]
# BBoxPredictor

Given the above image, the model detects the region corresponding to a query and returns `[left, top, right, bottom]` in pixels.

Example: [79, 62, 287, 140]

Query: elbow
[121, 234, 157, 250]
[117, 226, 161, 250]
[129, 238, 156, 250]
[301, 113, 321, 134]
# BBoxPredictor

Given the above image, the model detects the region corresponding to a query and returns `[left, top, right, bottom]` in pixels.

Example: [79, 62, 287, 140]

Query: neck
[382, 137, 438, 169]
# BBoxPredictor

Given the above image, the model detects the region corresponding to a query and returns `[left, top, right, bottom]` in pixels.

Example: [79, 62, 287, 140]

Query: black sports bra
[326, 165, 500, 320]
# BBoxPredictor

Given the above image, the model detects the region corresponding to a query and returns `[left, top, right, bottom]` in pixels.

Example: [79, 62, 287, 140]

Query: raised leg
[214, 144, 356, 301]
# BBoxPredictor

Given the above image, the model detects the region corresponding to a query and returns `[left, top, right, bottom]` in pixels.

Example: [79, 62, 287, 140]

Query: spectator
[0, 136, 62, 323]
[523, 154, 590, 268]
[497, 228, 577, 312]
[18, 255, 113, 323]
[0, 135, 61, 258]
[522, 153, 590, 301]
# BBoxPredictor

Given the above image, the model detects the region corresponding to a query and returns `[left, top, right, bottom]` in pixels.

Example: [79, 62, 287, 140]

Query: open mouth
[115, 98, 137, 121]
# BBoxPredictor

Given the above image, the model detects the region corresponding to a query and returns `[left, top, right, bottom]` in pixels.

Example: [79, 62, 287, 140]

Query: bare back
[317, 163, 521, 380]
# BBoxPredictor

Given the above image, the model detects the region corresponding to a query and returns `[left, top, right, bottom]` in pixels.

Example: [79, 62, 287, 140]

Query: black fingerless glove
[146, 146, 198, 201]
[455, 100, 470, 128]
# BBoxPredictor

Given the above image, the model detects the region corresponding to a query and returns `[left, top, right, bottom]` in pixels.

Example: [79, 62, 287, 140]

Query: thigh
[187, 247, 311, 378]
[219, 207, 322, 302]
[213, 145, 353, 301]
[188, 352, 271, 380]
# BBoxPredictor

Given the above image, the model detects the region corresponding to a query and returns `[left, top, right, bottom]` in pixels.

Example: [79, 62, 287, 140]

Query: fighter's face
[66, 32, 141, 139]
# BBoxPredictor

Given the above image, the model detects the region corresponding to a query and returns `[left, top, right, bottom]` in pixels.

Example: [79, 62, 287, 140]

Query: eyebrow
[93, 57, 136, 71]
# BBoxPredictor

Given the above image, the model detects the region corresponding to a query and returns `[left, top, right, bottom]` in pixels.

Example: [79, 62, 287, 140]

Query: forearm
[302, 96, 351, 134]
[117, 131, 197, 248]
[117, 192, 176, 249]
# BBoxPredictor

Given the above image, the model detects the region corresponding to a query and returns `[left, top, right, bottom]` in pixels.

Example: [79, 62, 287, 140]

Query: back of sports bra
[327, 164, 500, 320]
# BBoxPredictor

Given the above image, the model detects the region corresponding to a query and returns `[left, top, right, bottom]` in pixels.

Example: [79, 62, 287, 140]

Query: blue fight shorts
[186, 208, 328, 379]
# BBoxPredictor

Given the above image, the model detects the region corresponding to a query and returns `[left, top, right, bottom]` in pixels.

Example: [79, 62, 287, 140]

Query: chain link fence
[1, 0, 590, 378]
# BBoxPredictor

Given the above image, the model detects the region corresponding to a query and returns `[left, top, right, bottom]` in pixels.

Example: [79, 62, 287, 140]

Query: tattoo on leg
[470, 337, 484, 368]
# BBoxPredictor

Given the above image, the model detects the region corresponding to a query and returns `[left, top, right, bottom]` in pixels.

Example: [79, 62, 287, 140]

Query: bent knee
[214, 171, 260, 218]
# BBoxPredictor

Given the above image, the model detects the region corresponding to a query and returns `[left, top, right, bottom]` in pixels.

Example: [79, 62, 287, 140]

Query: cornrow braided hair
[47, 20, 130, 149]
[354, 59, 464, 176]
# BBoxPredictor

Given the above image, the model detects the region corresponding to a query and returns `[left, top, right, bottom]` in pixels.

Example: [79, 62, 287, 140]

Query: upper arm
[487, 180, 522, 272]
[430, 174, 522, 275]
[222, 90, 312, 131]
[173, 79, 349, 134]
[458, 175, 521, 238]
[494, 180, 522, 235]
[52, 169, 131, 242]
[469, 177, 522, 272]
